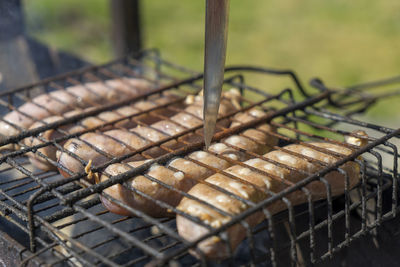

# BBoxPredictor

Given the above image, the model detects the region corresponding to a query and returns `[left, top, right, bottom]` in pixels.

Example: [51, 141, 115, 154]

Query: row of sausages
[0, 78, 152, 150]
[25, 91, 180, 170]
[58, 86, 367, 259]
[98, 110, 277, 218]
[2, 78, 368, 260]
[56, 88, 242, 178]
[176, 130, 367, 259]
[96, 115, 367, 260]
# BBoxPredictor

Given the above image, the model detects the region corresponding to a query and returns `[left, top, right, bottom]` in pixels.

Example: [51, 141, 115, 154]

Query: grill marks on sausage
[0, 78, 152, 150]
[25, 94, 178, 171]
[57, 90, 241, 179]
[175, 131, 368, 260]
[99, 125, 275, 217]
[98, 108, 278, 218]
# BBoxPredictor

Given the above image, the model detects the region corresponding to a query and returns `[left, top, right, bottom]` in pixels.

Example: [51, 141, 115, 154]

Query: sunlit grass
[24, 0, 112, 62]
[24, 0, 400, 124]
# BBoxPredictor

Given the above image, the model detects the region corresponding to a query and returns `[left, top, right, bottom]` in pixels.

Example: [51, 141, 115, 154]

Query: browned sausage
[57, 90, 241, 179]
[25, 94, 177, 171]
[0, 78, 152, 150]
[176, 131, 368, 260]
[99, 119, 277, 217]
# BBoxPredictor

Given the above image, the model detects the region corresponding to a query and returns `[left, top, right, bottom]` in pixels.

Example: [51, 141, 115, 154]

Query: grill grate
[0, 51, 399, 266]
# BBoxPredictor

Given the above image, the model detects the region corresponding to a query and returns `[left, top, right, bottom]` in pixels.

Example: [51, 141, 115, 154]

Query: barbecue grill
[0, 50, 400, 267]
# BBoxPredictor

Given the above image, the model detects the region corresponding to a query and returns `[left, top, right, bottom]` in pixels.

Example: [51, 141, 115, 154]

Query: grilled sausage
[0, 78, 152, 150]
[57, 90, 241, 179]
[99, 118, 277, 217]
[176, 131, 368, 260]
[25, 95, 175, 171]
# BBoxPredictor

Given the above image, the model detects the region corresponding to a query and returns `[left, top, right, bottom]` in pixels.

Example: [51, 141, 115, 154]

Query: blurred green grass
[24, 0, 400, 123]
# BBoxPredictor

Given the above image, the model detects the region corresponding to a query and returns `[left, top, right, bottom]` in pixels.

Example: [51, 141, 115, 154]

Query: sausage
[176, 130, 369, 260]
[24, 110, 85, 171]
[57, 90, 241, 179]
[99, 117, 277, 217]
[183, 92, 238, 128]
[98, 107, 278, 216]
[25, 94, 177, 171]
[100, 161, 192, 217]
[0, 78, 152, 150]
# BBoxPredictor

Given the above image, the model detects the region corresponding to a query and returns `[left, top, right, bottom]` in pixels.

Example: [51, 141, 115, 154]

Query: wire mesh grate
[0, 51, 399, 266]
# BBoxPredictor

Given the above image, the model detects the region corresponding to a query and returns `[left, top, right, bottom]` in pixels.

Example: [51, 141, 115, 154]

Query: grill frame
[0, 50, 399, 266]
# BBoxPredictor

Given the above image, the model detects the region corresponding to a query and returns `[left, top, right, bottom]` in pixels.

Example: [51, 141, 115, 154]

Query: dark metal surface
[0, 51, 399, 266]
[110, 0, 142, 57]
[0, 219, 42, 267]
[0, 0, 24, 41]
[0, 0, 88, 91]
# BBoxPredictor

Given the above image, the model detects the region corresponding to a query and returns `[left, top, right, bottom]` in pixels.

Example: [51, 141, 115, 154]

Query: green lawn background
[24, 0, 400, 124]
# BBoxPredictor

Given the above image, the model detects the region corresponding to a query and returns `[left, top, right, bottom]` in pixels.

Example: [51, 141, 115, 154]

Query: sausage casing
[57, 90, 240, 178]
[1, 78, 152, 150]
[176, 131, 368, 260]
[98, 108, 278, 217]
[26, 94, 176, 171]
[100, 123, 277, 217]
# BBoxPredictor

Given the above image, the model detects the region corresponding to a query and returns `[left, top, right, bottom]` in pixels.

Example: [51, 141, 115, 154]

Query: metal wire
[0, 51, 399, 266]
